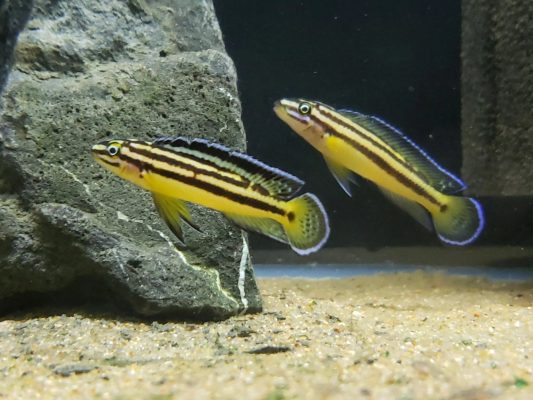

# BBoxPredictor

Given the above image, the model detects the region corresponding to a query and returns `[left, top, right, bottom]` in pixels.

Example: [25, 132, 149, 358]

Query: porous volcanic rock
[0, 0, 261, 319]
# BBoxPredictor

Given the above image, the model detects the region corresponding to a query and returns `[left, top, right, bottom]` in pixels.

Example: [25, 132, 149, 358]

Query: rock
[461, 1, 533, 195]
[0, 0, 262, 319]
[227, 324, 255, 338]
[0, 0, 34, 95]
[53, 363, 98, 377]
[246, 345, 292, 354]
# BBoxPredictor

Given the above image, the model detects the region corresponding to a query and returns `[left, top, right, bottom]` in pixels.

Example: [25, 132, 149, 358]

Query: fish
[274, 98, 484, 246]
[91, 137, 330, 255]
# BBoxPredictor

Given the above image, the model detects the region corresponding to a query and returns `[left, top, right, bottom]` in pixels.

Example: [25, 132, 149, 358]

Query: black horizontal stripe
[155, 137, 301, 192]
[155, 138, 239, 174]
[118, 152, 286, 216]
[325, 125, 442, 207]
[163, 147, 252, 186]
[310, 110, 442, 207]
[317, 107, 420, 176]
[126, 144, 250, 189]
[99, 158, 120, 168]
[159, 147, 296, 199]
[171, 150, 281, 197]
[288, 103, 442, 206]
[180, 139, 269, 177]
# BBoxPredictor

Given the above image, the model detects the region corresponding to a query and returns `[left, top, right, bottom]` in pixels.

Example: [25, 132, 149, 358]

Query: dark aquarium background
[214, 0, 533, 256]
[213, 1, 458, 247]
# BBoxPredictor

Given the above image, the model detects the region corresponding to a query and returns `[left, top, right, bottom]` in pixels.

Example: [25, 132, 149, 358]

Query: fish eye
[298, 102, 311, 115]
[107, 144, 120, 156]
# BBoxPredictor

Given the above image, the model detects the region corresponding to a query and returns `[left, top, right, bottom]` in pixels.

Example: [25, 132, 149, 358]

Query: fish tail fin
[432, 196, 484, 246]
[283, 193, 330, 255]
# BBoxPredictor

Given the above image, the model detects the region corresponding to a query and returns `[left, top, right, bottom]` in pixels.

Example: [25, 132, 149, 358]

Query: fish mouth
[273, 101, 287, 120]
[287, 109, 311, 124]
[273, 100, 284, 115]
[96, 157, 121, 168]
[92, 148, 121, 169]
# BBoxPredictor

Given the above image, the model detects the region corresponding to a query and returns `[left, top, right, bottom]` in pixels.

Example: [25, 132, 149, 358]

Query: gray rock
[53, 363, 98, 377]
[246, 345, 292, 355]
[0, 0, 262, 319]
[461, 1, 533, 195]
[0, 0, 34, 95]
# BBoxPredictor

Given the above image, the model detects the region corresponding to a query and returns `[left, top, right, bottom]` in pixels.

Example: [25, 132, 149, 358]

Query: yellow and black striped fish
[91, 137, 329, 255]
[274, 98, 484, 246]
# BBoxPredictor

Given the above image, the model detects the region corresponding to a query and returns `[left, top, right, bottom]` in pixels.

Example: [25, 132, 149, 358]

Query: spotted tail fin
[432, 196, 484, 246]
[283, 193, 330, 255]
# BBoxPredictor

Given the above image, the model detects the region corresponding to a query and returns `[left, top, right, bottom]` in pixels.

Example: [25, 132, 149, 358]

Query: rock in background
[0, 0, 262, 319]
[0, 0, 34, 93]
[461, 0, 533, 196]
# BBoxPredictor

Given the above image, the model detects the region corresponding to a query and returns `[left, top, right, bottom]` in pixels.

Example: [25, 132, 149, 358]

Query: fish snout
[91, 142, 108, 155]
[272, 100, 282, 116]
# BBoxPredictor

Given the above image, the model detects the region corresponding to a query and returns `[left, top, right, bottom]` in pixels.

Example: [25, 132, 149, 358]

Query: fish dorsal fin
[152, 192, 201, 243]
[153, 137, 304, 199]
[338, 110, 466, 194]
[323, 156, 357, 197]
[223, 212, 288, 244]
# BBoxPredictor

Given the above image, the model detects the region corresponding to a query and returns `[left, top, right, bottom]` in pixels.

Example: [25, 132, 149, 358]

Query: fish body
[92, 137, 329, 255]
[274, 98, 484, 246]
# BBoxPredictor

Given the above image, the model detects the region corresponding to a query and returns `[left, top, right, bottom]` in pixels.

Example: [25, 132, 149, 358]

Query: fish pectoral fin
[323, 156, 357, 197]
[377, 186, 433, 231]
[152, 193, 201, 243]
[223, 213, 288, 244]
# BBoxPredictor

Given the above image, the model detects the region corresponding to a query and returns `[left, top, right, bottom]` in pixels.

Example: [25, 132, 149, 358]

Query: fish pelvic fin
[152, 192, 201, 243]
[283, 193, 330, 255]
[324, 156, 357, 197]
[433, 196, 484, 246]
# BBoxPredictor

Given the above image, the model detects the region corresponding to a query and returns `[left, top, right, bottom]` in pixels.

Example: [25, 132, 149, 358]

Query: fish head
[91, 139, 148, 188]
[91, 139, 126, 174]
[274, 98, 329, 151]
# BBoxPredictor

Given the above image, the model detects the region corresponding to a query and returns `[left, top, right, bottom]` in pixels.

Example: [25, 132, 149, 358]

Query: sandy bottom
[0, 272, 532, 400]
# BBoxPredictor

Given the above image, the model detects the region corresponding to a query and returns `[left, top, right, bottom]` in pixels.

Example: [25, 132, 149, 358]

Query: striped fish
[274, 98, 484, 246]
[91, 137, 330, 255]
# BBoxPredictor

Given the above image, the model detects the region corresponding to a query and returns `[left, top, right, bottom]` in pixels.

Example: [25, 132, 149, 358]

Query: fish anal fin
[152, 193, 201, 243]
[223, 213, 288, 244]
[323, 156, 357, 197]
[377, 186, 433, 232]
